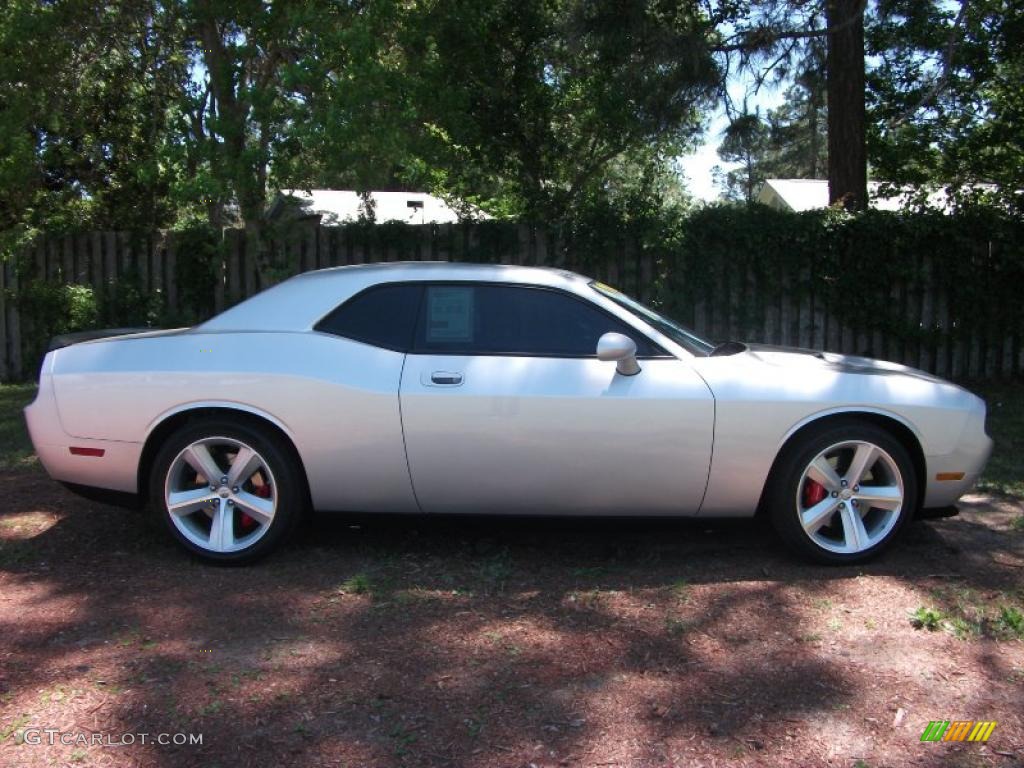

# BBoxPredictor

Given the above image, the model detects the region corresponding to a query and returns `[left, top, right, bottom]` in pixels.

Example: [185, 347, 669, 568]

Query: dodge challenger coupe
[24, 263, 992, 564]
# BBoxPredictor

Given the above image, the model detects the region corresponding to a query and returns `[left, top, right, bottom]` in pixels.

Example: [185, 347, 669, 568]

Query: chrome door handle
[429, 371, 463, 386]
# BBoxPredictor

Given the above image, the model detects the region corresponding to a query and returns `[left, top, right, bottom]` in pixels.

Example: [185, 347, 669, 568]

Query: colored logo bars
[920, 721, 997, 742]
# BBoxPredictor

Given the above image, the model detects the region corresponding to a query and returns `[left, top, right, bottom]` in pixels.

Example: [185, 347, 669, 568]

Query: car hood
[741, 343, 946, 384]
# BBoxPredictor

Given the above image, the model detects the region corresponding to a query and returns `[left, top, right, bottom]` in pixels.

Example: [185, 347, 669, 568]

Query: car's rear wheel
[150, 420, 303, 564]
[768, 422, 918, 564]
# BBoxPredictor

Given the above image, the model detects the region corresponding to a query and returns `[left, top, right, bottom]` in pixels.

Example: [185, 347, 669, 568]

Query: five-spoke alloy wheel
[151, 420, 304, 564]
[768, 421, 918, 564]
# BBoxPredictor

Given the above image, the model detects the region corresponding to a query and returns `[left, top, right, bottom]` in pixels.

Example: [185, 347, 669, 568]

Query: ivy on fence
[2, 204, 1022, 381]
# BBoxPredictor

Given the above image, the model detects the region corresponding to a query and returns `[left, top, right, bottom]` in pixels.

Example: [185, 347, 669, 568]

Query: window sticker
[427, 286, 474, 343]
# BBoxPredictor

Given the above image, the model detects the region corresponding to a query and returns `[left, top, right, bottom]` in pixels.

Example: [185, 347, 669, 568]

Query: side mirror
[597, 332, 641, 376]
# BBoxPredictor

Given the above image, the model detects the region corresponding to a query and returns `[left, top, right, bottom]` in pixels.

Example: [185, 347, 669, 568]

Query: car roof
[199, 262, 593, 333]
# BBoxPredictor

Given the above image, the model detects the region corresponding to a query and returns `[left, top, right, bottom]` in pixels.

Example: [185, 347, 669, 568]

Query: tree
[825, 0, 867, 209]
[766, 75, 828, 179]
[867, 0, 1023, 209]
[711, 0, 868, 207]
[715, 42, 829, 202]
[406, 0, 718, 220]
[716, 109, 770, 202]
[0, 1, 189, 246]
[182, 1, 329, 272]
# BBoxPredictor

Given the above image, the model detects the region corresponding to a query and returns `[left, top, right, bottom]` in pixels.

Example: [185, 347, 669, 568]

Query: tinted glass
[414, 284, 661, 356]
[315, 284, 422, 351]
[589, 280, 715, 356]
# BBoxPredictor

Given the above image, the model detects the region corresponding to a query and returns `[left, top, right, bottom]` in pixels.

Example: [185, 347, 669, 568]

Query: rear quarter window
[315, 284, 423, 352]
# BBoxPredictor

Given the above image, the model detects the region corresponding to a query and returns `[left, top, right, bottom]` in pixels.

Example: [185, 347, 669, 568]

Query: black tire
[767, 420, 918, 565]
[149, 419, 305, 564]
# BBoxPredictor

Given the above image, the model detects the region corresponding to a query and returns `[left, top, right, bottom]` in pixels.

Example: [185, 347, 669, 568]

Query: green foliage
[717, 53, 827, 202]
[909, 606, 946, 631]
[0, 1, 189, 237]
[970, 381, 1024, 498]
[338, 573, 373, 596]
[7, 200, 1023, 380]
[168, 225, 220, 325]
[0, 383, 36, 469]
[10, 235, 167, 373]
[66, 285, 99, 331]
[654, 203, 1024, 358]
[997, 606, 1024, 639]
[867, 0, 1024, 210]
[12, 277, 97, 376]
[914, 585, 1024, 641]
[408, 0, 717, 220]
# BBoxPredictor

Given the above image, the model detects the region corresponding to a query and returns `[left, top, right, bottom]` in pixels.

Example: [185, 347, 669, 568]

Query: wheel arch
[137, 404, 310, 507]
[756, 408, 927, 517]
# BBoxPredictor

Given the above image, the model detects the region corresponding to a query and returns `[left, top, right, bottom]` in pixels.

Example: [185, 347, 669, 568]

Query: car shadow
[1, 468, 1021, 767]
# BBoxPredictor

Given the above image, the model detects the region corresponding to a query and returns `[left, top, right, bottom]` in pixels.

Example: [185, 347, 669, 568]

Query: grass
[909, 606, 946, 632]
[910, 590, 1024, 641]
[0, 383, 37, 470]
[0, 714, 30, 744]
[338, 572, 373, 595]
[997, 606, 1024, 639]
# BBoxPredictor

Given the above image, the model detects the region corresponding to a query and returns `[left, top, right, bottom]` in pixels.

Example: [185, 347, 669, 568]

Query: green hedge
[651, 205, 1023, 368]
[4, 204, 1023, 380]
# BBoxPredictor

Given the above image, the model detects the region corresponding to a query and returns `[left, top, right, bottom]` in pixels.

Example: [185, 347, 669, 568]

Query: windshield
[589, 281, 715, 357]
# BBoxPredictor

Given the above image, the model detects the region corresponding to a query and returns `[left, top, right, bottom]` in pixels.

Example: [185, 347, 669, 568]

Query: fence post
[103, 232, 117, 284]
[61, 235, 74, 284]
[165, 232, 178, 315]
[512, 224, 527, 266]
[919, 254, 934, 373]
[138, 232, 150, 292]
[47, 236, 59, 281]
[349, 225, 364, 265]
[316, 223, 329, 268]
[35, 237, 46, 284]
[89, 232, 102, 291]
[639, 249, 653, 305]
[8, 258, 22, 380]
[304, 221, 319, 271]
[213, 229, 225, 314]
[534, 226, 547, 267]
[0, 256, 8, 381]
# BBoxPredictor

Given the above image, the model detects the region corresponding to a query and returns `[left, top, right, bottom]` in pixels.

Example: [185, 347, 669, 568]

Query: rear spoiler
[48, 328, 154, 351]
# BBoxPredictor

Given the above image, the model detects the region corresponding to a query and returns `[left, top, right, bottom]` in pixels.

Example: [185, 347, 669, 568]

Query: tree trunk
[808, 88, 822, 178]
[243, 216, 264, 294]
[826, 0, 867, 210]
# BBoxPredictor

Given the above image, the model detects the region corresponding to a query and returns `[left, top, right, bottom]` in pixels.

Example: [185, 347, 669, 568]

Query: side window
[414, 284, 661, 356]
[315, 284, 422, 351]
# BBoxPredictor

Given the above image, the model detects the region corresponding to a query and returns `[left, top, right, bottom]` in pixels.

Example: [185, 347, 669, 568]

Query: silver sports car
[24, 263, 992, 564]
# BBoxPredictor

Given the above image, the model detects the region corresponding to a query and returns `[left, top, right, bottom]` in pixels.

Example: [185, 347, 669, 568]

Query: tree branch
[887, 0, 969, 128]
[711, 0, 868, 53]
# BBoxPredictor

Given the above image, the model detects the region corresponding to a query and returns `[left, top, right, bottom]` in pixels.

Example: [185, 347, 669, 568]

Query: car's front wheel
[768, 421, 918, 564]
[150, 420, 304, 564]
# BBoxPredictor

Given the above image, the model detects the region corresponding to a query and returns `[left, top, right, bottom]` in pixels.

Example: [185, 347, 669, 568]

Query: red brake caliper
[802, 478, 827, 508]
[239, 484, 271, 531]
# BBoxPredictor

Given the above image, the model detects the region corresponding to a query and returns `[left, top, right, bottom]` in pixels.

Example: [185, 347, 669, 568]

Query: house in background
[268, 189, 487, 225]
[756, 179, 994, 213]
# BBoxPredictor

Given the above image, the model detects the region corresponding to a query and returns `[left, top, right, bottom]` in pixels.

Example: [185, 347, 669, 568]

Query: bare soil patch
[1, 466, 1022, 767]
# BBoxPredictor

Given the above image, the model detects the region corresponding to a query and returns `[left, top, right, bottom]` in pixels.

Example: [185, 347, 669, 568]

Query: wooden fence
[1, 223, 1020, 381]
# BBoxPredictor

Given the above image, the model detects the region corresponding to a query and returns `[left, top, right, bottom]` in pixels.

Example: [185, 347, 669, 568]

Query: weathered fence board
[2, 223, 1021, 382]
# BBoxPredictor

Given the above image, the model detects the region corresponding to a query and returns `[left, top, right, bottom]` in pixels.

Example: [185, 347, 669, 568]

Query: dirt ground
[0, 466, 1022, 768]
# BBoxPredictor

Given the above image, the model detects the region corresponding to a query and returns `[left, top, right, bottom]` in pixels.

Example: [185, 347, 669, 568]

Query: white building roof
[274, 189, 486, 224]
[756, 179, 994, 213]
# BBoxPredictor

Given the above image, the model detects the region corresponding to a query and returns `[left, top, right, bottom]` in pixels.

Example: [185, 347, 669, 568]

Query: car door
[399, 282, 715, 515]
